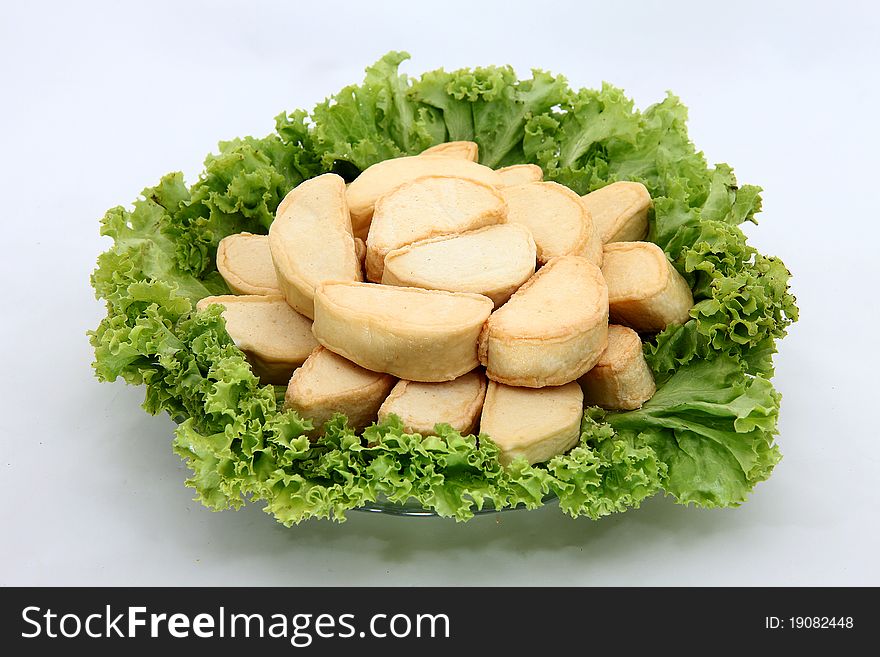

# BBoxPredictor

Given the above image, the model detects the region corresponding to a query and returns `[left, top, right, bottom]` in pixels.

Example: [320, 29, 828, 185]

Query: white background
[1, 0, 877, 586]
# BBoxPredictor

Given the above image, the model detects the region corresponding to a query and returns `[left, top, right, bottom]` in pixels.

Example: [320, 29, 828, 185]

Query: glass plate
[353, 494, 557, 516]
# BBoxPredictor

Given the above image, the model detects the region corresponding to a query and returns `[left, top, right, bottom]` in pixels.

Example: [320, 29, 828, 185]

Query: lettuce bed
[89, 52, 797, 523]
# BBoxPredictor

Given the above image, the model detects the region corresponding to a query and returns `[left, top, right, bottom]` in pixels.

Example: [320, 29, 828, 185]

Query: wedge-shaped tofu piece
[378, 371, 487, 436]
[354, 237, 366, 273]
[602, 242, 694, 331]
[216, 233, 280, 295]
[579, 325, 656, 410]
[268, 173, 362, 319]
[501, 181, 602, 266]
[365, 176, 507, 282]
[382, 224, 536, 307]
[480, 381, 583, 466]
[196, 295, 317, 385]
[346, 156, 503, 241]
[479, 256, 608, 388]
[313, 282, 494, 382]
[496, 163, 543, 187]
[420, 141, 479, 161]
[285, 346, 395, 434]
[581, 181, 652, 243]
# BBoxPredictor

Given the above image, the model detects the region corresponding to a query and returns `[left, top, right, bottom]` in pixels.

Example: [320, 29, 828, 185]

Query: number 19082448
[765, 617, 854, 629]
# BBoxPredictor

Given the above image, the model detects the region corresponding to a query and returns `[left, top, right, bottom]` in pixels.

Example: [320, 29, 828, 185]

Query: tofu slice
[346, 155, 503, 241]
[354, 237, 367, 274]
[479, 256, 609, 388]
[195, 295, 317, 384]
[501, 181, 602, 266]
[365, 175, 507, 282]
[268, 173, 362, 319]
[581, 181, 651, 243]
[480, 381, 583, 466]
[496, 164, 543, 187]
[601, 242, 694, 331]
[285, 346, 395, 434]
[381, 224, 536, 308]
[378, 371, 487, 436]
[216, 233, 280, 295]
[420, 141, 479, 161]
[579, 325, 656, 410]
[313, 282, 494, 382]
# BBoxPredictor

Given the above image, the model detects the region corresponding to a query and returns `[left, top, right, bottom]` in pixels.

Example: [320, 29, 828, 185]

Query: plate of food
[89, 52, 797, 523]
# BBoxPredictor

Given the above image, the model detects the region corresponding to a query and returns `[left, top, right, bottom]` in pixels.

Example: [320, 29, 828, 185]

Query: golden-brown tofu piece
[581, 181, 651, 244]
[601, 242, 693, 332]
[479, 256, 608, 388]
[378, 371, 487, 436]
[501, 181, 602, 266]
[345, 156, 503, 240]
[480, 381, 583, 466]
[496, 163, 543, 187]
[419, 141, 479, 161]
[381, 224, 536, 308]
[285, 346, 395, 434]
[268, 174, 362, 319]
[579, 325, 655, 410]
[312, 282, 493, 382]
[195, 295, 317, 384]
[216, 233, 280, 296]
[365, 175, 507, 282]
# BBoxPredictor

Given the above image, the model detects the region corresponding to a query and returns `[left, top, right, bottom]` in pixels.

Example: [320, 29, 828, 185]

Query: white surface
[1, 0, 878, 586]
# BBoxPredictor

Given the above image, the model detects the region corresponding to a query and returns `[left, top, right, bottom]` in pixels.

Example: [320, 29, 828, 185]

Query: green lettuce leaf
[523, 83, 641, 178]
[412, 62, 569, 168]
[308, 51, 446, 172]
[542, 410, 665, 519]
[608, 357, 781, 507]
[176, 408, 665, 524]
[162, 134, 320, 279]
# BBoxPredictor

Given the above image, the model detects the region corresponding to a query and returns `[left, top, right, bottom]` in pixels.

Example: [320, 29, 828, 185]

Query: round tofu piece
[581, 181, 651, 243]
[479, 256, 609, 388]
[480, 381, 583, 466]
[313, 282, 494, 382]
[496, 163, 543, 187]
[378, 371, 487, 436]
[285, 346, 396, 434]
[501, 181, 602, 266]
[420, 141, 479, 161]
[216, 233, 280, 295]
[268, 173, 362, 319]
[602, 241, 694, 332]
[365, 176, 507, 282]
[381, 224, 536, 307]
[195, 295, 317, 385]
[346, 155, 503, 241]
[579, 325, 656, 410]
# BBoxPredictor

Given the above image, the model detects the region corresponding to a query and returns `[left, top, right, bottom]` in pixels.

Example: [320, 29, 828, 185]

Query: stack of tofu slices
[199, 141, 694, 466]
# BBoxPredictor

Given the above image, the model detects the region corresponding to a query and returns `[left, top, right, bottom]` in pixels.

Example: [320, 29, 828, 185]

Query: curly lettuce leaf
[91, 182, 227, 314]
[174, 407, 664, 524]
[307, 51, 446, 172]
[541, 410, 665, 518]
[412, 62, 569, 168]
[523, 83, 641, 178]
[643, 195, 798, 377]
[155, 134, 321, 279]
